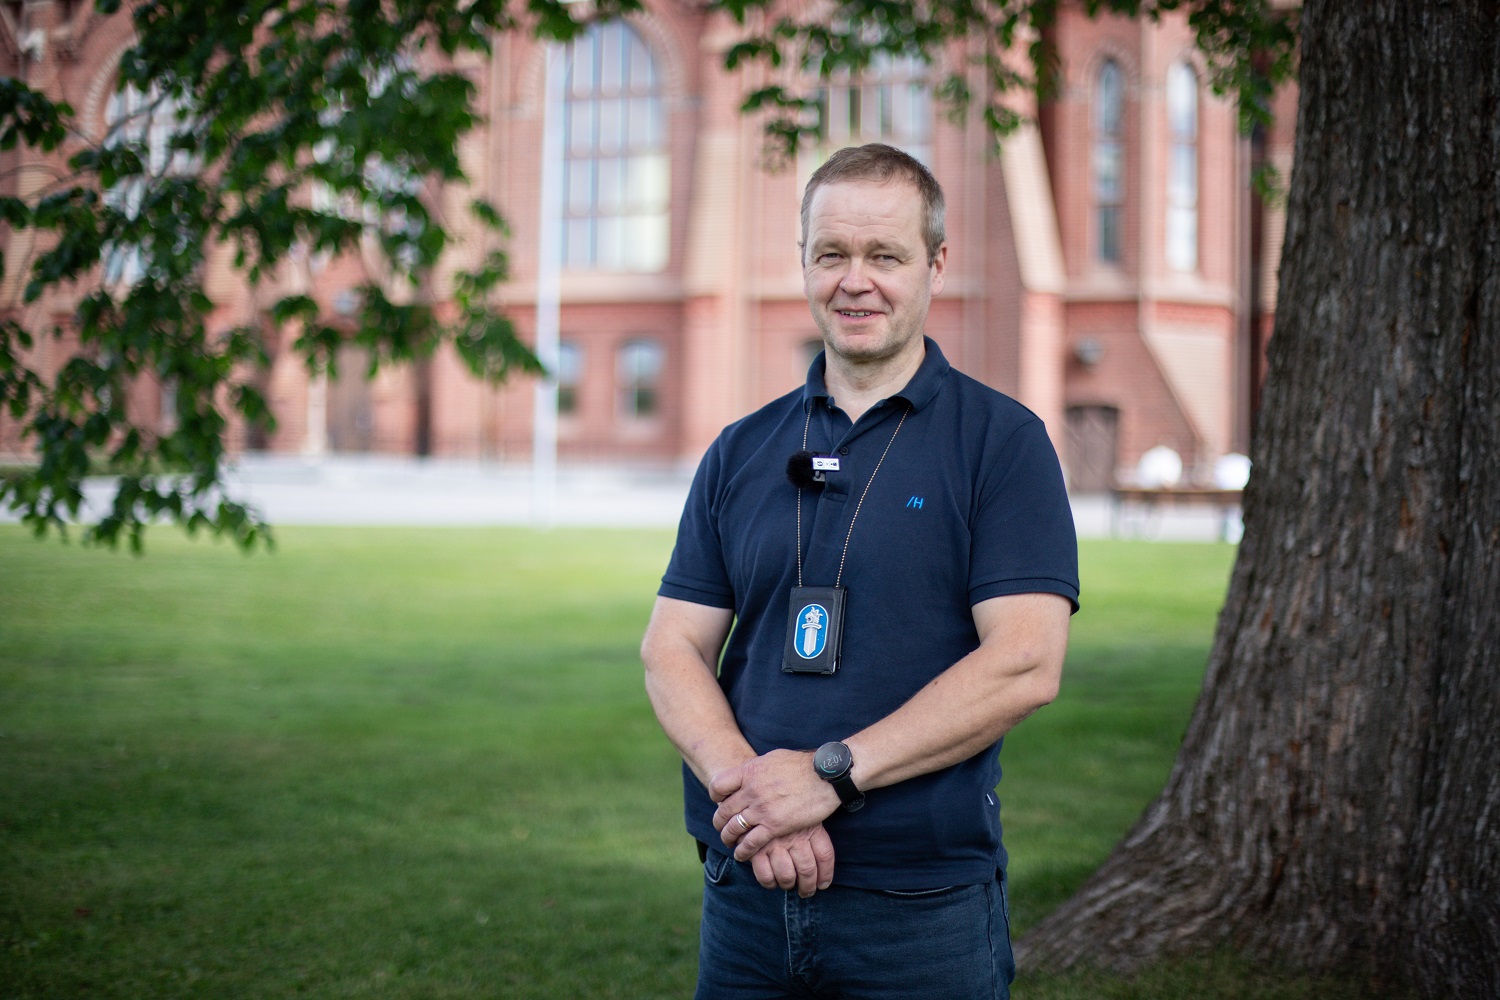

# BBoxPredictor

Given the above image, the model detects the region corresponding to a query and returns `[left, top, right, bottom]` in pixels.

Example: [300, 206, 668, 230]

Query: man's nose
[838, 258, 874, 293]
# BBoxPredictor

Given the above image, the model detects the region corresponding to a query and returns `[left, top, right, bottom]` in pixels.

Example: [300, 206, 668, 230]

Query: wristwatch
[814, 741, 866, 812]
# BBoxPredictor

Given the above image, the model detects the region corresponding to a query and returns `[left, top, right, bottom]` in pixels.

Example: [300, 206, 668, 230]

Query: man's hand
[746, 825, 836, 897]
[709, 749, 843, 862]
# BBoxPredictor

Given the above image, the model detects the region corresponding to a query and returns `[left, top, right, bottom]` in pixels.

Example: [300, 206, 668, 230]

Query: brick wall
[0, 1, 1294, 483]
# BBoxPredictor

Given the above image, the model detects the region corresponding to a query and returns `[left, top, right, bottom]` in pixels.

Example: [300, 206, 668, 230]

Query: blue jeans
[695, 847, 1014, 1000]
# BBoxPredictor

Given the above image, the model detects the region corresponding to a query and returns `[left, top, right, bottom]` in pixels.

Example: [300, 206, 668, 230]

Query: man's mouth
[837, 310, 876, 318]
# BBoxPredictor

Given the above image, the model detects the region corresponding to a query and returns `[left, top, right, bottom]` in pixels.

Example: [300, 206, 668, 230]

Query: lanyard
[794, 401, 911, 589]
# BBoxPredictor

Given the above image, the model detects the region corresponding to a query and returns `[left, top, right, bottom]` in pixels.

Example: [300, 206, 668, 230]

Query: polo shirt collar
[802, 336, 951, 414]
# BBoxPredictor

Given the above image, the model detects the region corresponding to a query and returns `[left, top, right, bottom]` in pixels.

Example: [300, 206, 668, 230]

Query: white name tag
[812, 456, 841, 472]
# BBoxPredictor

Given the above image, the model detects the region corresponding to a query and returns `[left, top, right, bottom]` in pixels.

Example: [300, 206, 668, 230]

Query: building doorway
[326, 345, 374, 453]
[1065, 405, 1120, 493]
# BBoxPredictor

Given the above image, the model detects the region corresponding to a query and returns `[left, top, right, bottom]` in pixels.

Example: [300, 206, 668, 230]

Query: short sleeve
[968, 418, 1080, 612]
[658, 441, 736, 609]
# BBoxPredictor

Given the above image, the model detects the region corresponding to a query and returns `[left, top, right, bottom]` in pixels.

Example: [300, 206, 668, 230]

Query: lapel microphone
[786, 450, 826, 490]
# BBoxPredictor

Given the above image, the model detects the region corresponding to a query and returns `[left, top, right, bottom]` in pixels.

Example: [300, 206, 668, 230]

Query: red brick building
[0, 1, 1295, 490]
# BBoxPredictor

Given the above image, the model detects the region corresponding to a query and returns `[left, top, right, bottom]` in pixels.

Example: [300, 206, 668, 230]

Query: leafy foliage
[0, 0, 644, 550]
[720, 0, 1296, 157]
[0, 0, 1294, 551]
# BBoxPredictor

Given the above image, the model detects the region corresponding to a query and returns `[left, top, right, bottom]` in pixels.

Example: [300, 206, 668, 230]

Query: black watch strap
[828, 771, 865, 812]
[814, 741, 866, 813]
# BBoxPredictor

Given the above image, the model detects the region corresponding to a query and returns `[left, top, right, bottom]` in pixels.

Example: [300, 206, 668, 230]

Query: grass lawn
[0, 527, 1391, 998]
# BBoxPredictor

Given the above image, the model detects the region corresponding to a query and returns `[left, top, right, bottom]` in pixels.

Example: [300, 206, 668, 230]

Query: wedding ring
[735, 813, 750, 833]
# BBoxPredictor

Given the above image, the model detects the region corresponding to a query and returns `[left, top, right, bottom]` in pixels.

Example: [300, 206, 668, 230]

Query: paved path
[3, 453, 1239, 542]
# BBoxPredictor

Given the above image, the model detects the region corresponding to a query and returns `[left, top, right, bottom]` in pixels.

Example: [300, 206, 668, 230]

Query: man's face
[801, 178, 946, 368]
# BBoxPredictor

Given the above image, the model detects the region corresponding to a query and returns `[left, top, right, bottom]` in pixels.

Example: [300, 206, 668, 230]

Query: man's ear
[929, 243, 949, 295]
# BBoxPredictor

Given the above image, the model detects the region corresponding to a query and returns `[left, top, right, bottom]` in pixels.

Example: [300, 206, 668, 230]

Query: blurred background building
[0, 0, 1298, 491]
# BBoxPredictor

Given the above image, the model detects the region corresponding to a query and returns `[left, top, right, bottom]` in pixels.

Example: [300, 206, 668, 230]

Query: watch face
[815, 742, 850, 777]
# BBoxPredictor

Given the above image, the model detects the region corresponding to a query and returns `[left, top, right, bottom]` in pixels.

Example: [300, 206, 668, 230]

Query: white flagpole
[532, 41, 566, 528]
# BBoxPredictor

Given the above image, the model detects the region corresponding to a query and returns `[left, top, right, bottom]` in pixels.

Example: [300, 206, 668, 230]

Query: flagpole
[532, 41, 565, 528]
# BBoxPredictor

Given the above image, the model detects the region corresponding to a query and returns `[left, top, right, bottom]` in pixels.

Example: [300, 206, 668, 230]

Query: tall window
[102, 84, 193, 285]
[617, 338, 664, 419]
[815, 53, 932, 165]
[308, 57, 425, 273]
[1165, 61, 1199, 272]
[556, 340, 582, 415]
[563, 22, 668, 272]
[1093, 60, 1125, 265]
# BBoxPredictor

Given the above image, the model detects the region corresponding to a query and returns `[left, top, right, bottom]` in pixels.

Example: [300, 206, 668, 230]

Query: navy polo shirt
[659, 338, 1079, 889]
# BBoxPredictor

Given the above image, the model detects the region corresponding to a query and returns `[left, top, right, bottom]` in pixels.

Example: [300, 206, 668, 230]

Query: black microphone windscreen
[786, 450, 823, 490]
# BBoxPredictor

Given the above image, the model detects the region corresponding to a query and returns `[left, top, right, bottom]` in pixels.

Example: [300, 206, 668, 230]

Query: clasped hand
[708, 749, 842, 897]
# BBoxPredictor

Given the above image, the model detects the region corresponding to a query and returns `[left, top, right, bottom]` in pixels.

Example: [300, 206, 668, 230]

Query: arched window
[1165, 61, 1199, 272]
[307, 56, 425, 273]
[102, 84, 193, 285]
[563, 22, 668, 272]
[1093, 60, 1125, 265]
[815, 53, 932, 165]
[617, 338, 664, 419]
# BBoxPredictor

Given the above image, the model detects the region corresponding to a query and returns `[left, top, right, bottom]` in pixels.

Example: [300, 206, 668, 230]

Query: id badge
[782, 586, 847, 675]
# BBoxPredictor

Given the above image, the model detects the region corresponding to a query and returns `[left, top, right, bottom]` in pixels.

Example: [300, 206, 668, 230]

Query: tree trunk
[1018, 2, 1500, 996]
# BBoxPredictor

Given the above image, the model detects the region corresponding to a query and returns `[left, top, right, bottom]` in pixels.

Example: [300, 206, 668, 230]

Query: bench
[1109, 486, 1244, 542]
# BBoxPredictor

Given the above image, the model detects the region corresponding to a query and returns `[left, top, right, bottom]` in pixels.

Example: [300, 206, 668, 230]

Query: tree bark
[1018, 2, 1500, 996]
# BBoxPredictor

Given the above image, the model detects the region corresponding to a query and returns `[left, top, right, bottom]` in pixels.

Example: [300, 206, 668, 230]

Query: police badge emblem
[782, 585, 847, 674]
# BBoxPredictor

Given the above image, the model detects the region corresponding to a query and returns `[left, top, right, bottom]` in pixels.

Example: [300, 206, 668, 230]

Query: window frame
[561, 21, 670, 273]
[615, 337, 665, 421]
[1164, 60, 1199, 273]
[811, 52, 934, 167]
[1092, 59, 1126, 266]
[556, 339, 583, 417]
[101, 83, 195, 287]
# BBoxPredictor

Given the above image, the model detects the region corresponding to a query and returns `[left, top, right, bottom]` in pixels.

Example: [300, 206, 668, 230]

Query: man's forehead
[804, 179, 924, 235]
[806, 176, 922, 208]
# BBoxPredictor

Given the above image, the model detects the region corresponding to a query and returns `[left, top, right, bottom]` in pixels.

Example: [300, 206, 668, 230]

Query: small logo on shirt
[795, 604, 828, 659]
[905, 496, 925, 509]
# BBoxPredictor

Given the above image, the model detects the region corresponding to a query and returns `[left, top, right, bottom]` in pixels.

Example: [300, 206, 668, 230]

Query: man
[641, 143, 1079, 999]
